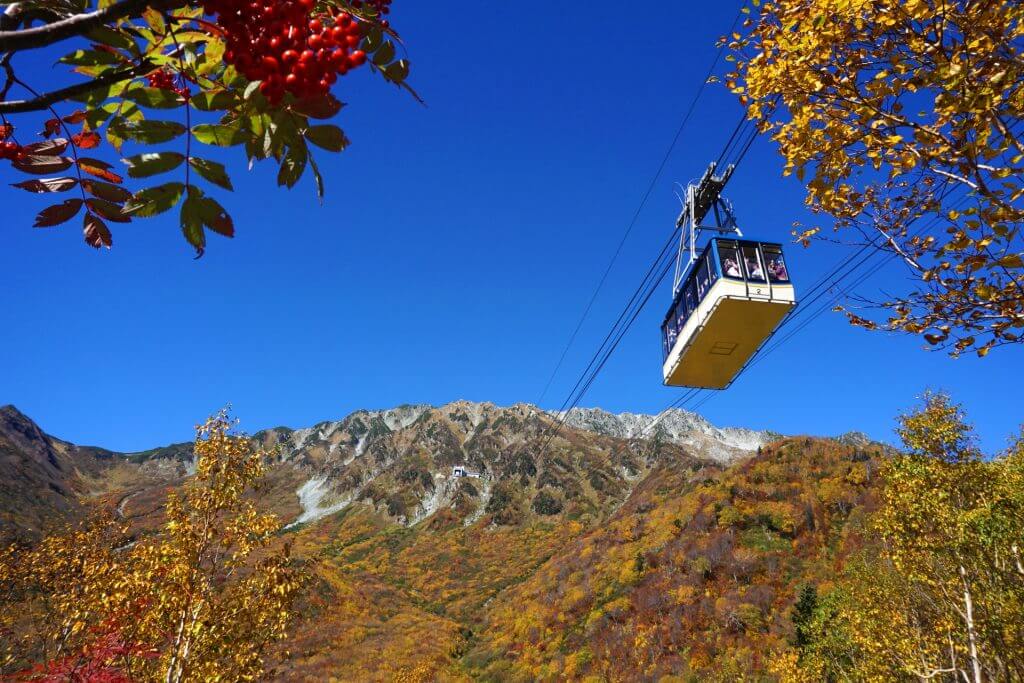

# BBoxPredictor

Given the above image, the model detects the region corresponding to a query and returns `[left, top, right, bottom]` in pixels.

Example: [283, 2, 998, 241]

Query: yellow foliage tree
[0, 412, 305, 682]
[795, 393, 1024, 681]
[729, 0, 1024, 357]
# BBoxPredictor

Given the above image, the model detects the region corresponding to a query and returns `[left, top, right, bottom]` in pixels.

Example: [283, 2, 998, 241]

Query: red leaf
[63, 110, 87, 124]
[23, 138, 67, 156]
[83, 213, 113, 249]
[291, 94, 343, 119]
[78, 157, 124, 184]
[72, 131, 101, 149]
[0, 123, 12, 140]
[40, 118, 62, 138]
[33, 199, 83, 228]
[12, 155, 74, 174]
[11, 177, 78, 193]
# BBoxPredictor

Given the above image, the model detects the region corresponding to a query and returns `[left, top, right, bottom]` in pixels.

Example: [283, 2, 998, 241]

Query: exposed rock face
[0, 401, 783, 536]
[254, 401, 774, 528]
[555, 406, 776, 463]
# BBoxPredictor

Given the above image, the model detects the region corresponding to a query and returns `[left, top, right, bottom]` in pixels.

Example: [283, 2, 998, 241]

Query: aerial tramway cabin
[661, 238, 795, 389]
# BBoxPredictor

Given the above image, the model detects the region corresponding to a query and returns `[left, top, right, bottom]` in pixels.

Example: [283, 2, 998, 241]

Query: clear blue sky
[1, 2, 1018, 453]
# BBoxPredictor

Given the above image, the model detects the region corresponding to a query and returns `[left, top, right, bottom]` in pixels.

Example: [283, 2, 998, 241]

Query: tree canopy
[729, 0, 1024, 357]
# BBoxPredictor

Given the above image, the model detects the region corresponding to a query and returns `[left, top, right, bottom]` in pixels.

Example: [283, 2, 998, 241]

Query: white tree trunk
[959, 564, 983, 683]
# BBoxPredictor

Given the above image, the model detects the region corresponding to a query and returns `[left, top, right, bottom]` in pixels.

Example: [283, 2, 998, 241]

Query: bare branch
[0, 0, 181, 53]
[0, 61, 151, 113]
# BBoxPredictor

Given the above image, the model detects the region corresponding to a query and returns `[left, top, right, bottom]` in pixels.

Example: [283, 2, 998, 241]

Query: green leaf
[59, 49, 123, 66]
[86, 198, 131, 223]
[383, 59, 410, 84]
[195, 192, 234, 237]
[304, 125, 349, 152]
[124, 182, 185, 217]
[33, 199, 83, 227]
[277, 143, 307, 188]
[307, 150, 325, 202]
[142, 7, 165, 35]
[123, 152, 185, 178]
[192, 123, 247, 147]
[124, 87, 183, 109]
[189, 90, 235, 112]
[373, 41, 396, 66]
[110, 118, 187, 144]
[86, 25, 135, 51]
[180, 186, 206, 255]
[189, 157, 233, 191]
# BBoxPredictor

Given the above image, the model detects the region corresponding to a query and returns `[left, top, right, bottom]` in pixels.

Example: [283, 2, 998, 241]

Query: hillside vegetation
[1, 397, 1021, 681]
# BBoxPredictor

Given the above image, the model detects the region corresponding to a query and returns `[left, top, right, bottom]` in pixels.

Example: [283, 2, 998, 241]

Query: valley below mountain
[0, 402, 884, 681]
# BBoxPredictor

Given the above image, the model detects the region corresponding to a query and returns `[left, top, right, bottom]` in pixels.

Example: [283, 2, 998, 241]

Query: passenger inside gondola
[722, 257, 740, 277]
[767, 254, 788, 281]
[746, 258, 763, 279]
[743, 246, 765, 280]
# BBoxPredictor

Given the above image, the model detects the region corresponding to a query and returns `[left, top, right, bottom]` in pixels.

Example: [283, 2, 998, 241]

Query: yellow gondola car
[661, 238, 795, 389]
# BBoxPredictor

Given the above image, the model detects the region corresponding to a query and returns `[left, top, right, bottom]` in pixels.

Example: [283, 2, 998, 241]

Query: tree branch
[0, 61, 151, 113]
[0, 0, 181, 53]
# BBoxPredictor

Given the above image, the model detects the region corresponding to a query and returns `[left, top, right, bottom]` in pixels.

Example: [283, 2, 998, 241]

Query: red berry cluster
[146, 69, 191, 99]
[0, 139, 24, 161]
[205, 0, 369, 105]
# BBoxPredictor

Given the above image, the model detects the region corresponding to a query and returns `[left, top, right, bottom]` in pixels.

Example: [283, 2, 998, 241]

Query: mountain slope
[0, 405, 118, 539]
[0, 402, 885, 680]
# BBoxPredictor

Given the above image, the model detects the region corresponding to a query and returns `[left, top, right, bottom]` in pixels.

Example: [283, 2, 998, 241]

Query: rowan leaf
[72, 131, 101, 149]
[78, 157, 124, 184]
[11, 177, 78, 193]
[86, 198, 131, 223]
[33, 199, 84, 227]
[192, 123, 247, 147]
[195, 193, 234, 237]
[180, 186, 207, 255]
[124, 182, 185, 217]
[83, 212, 113, 248]
[124, 87, 184, 109]
[189, 157, 233, 191]
[23, 138, 68, 156]
[123, 152, 186, 178]
[59, 49, 122, 66]
[83, 179, 132, 203]
[291, 94, 343, 120]
[277, 143, 307, 188]
[12, 155, 74, 174]
[190, 91, 235, 112]
[304, 125, 349, 152]
[110, 119, 187, 144]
